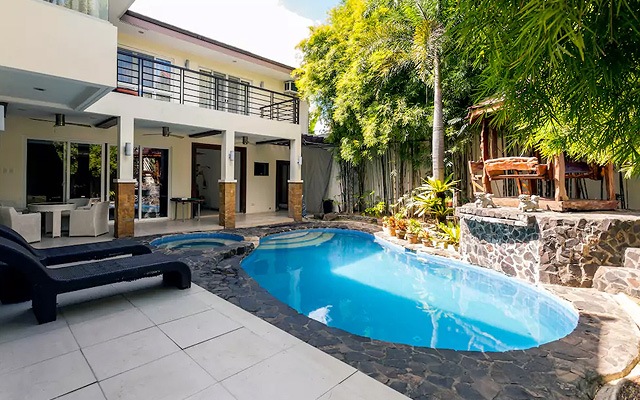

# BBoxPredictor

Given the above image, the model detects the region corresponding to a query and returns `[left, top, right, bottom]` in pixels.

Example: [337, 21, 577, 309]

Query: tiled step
[624, 248, 640, 269]
[593, 266, 640, 298]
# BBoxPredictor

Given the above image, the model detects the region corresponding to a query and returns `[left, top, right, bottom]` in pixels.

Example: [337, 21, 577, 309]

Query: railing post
[294, 98, 299, 124]
[270, 93, 274, 120]
[180, 69, 184, 104]
[214, 77, 219, 111]
[137, 56, 143, 97]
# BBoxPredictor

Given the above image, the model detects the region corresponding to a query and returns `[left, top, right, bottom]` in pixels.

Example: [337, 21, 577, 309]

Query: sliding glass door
[26, 140, 66, 204]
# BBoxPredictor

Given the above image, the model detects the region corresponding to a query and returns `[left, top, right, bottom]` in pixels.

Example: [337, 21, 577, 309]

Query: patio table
[28, 202, 77, 238]
[170, 198, 204, 222]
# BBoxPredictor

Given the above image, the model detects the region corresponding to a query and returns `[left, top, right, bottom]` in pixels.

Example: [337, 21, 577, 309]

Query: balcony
[0, 1, 117, 110]
[43, 0, 109, 20]
[115, 51, 300, 125]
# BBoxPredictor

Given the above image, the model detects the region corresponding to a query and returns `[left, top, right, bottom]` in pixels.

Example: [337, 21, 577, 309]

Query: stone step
[624, 248, 640, 269]
[593, 266, 640, 298]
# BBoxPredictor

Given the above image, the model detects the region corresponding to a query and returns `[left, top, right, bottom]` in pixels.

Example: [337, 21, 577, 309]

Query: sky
[129, 0, 341, 67]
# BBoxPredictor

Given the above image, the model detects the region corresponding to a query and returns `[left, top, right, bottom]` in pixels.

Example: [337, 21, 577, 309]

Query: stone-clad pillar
[219, 181, 236, 229]
[114, 181, 135, 237]
[288, 181, 303, 222]
[115, 116, 136, 237]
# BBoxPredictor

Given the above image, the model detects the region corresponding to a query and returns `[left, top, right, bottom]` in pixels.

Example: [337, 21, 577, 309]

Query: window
[254, 162, 269, 176]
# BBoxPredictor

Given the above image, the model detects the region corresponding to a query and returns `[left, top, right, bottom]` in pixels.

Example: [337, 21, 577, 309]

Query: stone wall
[458, 206, 640, 287]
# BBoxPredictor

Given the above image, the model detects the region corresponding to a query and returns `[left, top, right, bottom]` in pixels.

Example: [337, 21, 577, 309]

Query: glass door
[134, 147, 169, 219]
[69, 143, 102, 200]
[26, 139, 66, 204]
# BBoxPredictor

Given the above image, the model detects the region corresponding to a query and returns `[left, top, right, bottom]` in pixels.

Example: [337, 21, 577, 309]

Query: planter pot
[389, 227, 396, 236]
[448, 244, 459, 252]
[431, 239, 440, 247]
[382, 226, 390, 235]
[395, 230, 406, 240]
[322, 200, 334, 214]
[406, 234, 419, 244]
[421, 238, 431, 246]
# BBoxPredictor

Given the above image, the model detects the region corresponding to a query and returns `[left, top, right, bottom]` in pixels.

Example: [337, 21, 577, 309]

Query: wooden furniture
[28, 202, 77, 238]
[483, 157, 550, 195]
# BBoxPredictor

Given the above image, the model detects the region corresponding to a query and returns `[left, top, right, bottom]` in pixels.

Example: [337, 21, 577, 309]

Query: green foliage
[438, 221, 460, 245]
[454, 0, 640, 176]
[411, 176, 457, 222]
[407, 218, 422, 234]
[364, 201, 387, 217]
[295, 0, 476, 171]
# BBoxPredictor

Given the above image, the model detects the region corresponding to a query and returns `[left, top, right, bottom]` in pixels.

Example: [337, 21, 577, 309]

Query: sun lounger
[0, 225, 151, 266]
[0, 237, 191, 324]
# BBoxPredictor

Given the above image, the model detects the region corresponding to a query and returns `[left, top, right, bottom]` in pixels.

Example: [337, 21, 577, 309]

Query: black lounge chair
[0, 225, 151, 266]
[0, 237, 191, 324]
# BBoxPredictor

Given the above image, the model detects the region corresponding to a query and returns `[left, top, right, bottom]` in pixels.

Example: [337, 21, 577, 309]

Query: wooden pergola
[467, 100, 618, 212]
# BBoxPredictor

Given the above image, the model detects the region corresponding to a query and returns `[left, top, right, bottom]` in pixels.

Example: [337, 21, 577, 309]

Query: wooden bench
[483, 157, 550, 195]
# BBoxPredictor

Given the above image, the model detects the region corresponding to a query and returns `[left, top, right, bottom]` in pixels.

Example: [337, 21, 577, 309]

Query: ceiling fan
[143, 126, 184, 139]
[30, 113, 92, 128]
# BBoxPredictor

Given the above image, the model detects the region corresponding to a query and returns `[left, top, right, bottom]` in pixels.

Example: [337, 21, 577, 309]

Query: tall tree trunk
[432, 52, 445, 181]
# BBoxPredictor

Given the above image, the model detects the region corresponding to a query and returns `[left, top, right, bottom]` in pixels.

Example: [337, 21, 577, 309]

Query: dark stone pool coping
[138, 221, 640, 400]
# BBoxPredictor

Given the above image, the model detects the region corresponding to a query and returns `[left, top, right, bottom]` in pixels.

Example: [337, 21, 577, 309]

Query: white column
[289, 138, 302, 182]
[117, 116, 135, 180]
[220, 129, 235, 182]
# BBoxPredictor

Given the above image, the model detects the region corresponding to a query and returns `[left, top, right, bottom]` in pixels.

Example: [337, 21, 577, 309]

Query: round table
[28, 203, 77, 238]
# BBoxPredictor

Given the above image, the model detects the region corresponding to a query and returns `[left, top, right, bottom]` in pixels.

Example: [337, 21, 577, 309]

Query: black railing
[116, 51, 299, 125]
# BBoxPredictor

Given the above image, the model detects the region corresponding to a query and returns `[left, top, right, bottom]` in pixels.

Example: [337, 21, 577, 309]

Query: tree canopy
[454, 0, 640, 175]
[295, 0, 475, 172]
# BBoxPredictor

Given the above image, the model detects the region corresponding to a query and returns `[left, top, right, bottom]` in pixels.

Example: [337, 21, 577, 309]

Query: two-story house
[0, 0, 308, 237]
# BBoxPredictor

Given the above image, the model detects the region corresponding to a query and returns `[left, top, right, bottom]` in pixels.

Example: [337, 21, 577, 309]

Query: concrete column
[288, 138, 303, 222]
[219, 129, 236, 228]
[114, 116, 136, 237]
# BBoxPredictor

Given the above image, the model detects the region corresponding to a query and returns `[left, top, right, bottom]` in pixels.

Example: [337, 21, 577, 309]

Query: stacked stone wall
[458, 207, 640, 287]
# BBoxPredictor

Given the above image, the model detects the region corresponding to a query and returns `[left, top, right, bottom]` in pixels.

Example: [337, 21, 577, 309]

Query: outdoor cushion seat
[0, 237, 191, 324]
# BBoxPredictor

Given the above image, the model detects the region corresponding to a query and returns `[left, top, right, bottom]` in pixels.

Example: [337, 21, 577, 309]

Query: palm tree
[368, 0, 446, 180]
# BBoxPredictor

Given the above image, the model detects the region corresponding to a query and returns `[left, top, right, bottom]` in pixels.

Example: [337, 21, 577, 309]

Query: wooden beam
[480, 119, 492, 193]
[554, 154, 568, 201]
[489, 125, 499, 159]
[604, 162, 616, 201]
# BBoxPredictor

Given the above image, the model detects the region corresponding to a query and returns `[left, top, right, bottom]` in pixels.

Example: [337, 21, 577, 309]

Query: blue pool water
[150, 232, 243, 249]
[241, 229, 578, 352]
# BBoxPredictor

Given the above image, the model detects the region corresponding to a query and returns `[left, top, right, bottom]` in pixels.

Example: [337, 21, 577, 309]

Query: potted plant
[387, 216, 397, 236]
[418, 228, 430, 246]
[405, 218, 421, 244]
[322, 198, 335, 214]
[439, 222, 461, 251]
[395, 218, 407, 240]
[382, 216, 390, 234]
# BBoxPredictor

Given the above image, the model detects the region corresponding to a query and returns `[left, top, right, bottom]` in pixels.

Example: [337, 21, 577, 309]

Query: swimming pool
[150, 232, 244, 250]
[241, 229, 578, 352]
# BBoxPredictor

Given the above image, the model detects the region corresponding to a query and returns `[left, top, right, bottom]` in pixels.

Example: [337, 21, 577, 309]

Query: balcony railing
[44, 0, 109, 20]
[116, 51, 300, 125]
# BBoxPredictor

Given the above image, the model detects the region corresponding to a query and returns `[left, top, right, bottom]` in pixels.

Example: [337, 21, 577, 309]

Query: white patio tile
[126, 291, 212, 324]
[159, 309, 242, 349]
[69, 307, 154, 348]
[61, 294, 133, 325]
[0, 301, 68, 345]
[83, 326, 180, 380]
[186, 383, 237, 400]
[57, 384, 106, 400]
[0, 326, 78, 375]
[99, 352, 215, 400]
[0, 350, 95, 400]
[185, 327, 282, 381]
[318, 371, 410, 400]
[195, 291, 302, 350]
[221, 342, 356, 400]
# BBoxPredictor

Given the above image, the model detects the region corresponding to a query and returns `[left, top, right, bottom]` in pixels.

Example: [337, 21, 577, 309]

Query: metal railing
[116, 51, 300, 125]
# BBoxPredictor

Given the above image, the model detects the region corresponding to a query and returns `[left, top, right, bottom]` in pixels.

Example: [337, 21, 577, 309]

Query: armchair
[69, 201, 109, 237]
[0, 207, 41, 243]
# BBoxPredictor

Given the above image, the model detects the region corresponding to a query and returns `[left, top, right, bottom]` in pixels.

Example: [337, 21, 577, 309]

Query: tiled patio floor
[0, 277, 409, 400]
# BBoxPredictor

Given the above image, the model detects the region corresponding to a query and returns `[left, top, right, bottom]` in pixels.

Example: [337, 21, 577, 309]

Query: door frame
[191, 142, 247, 213]
[275, 160, 290, 210]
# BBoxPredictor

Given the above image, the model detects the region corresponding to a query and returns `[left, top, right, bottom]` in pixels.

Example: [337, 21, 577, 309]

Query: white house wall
[0, 116, 294, 217]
